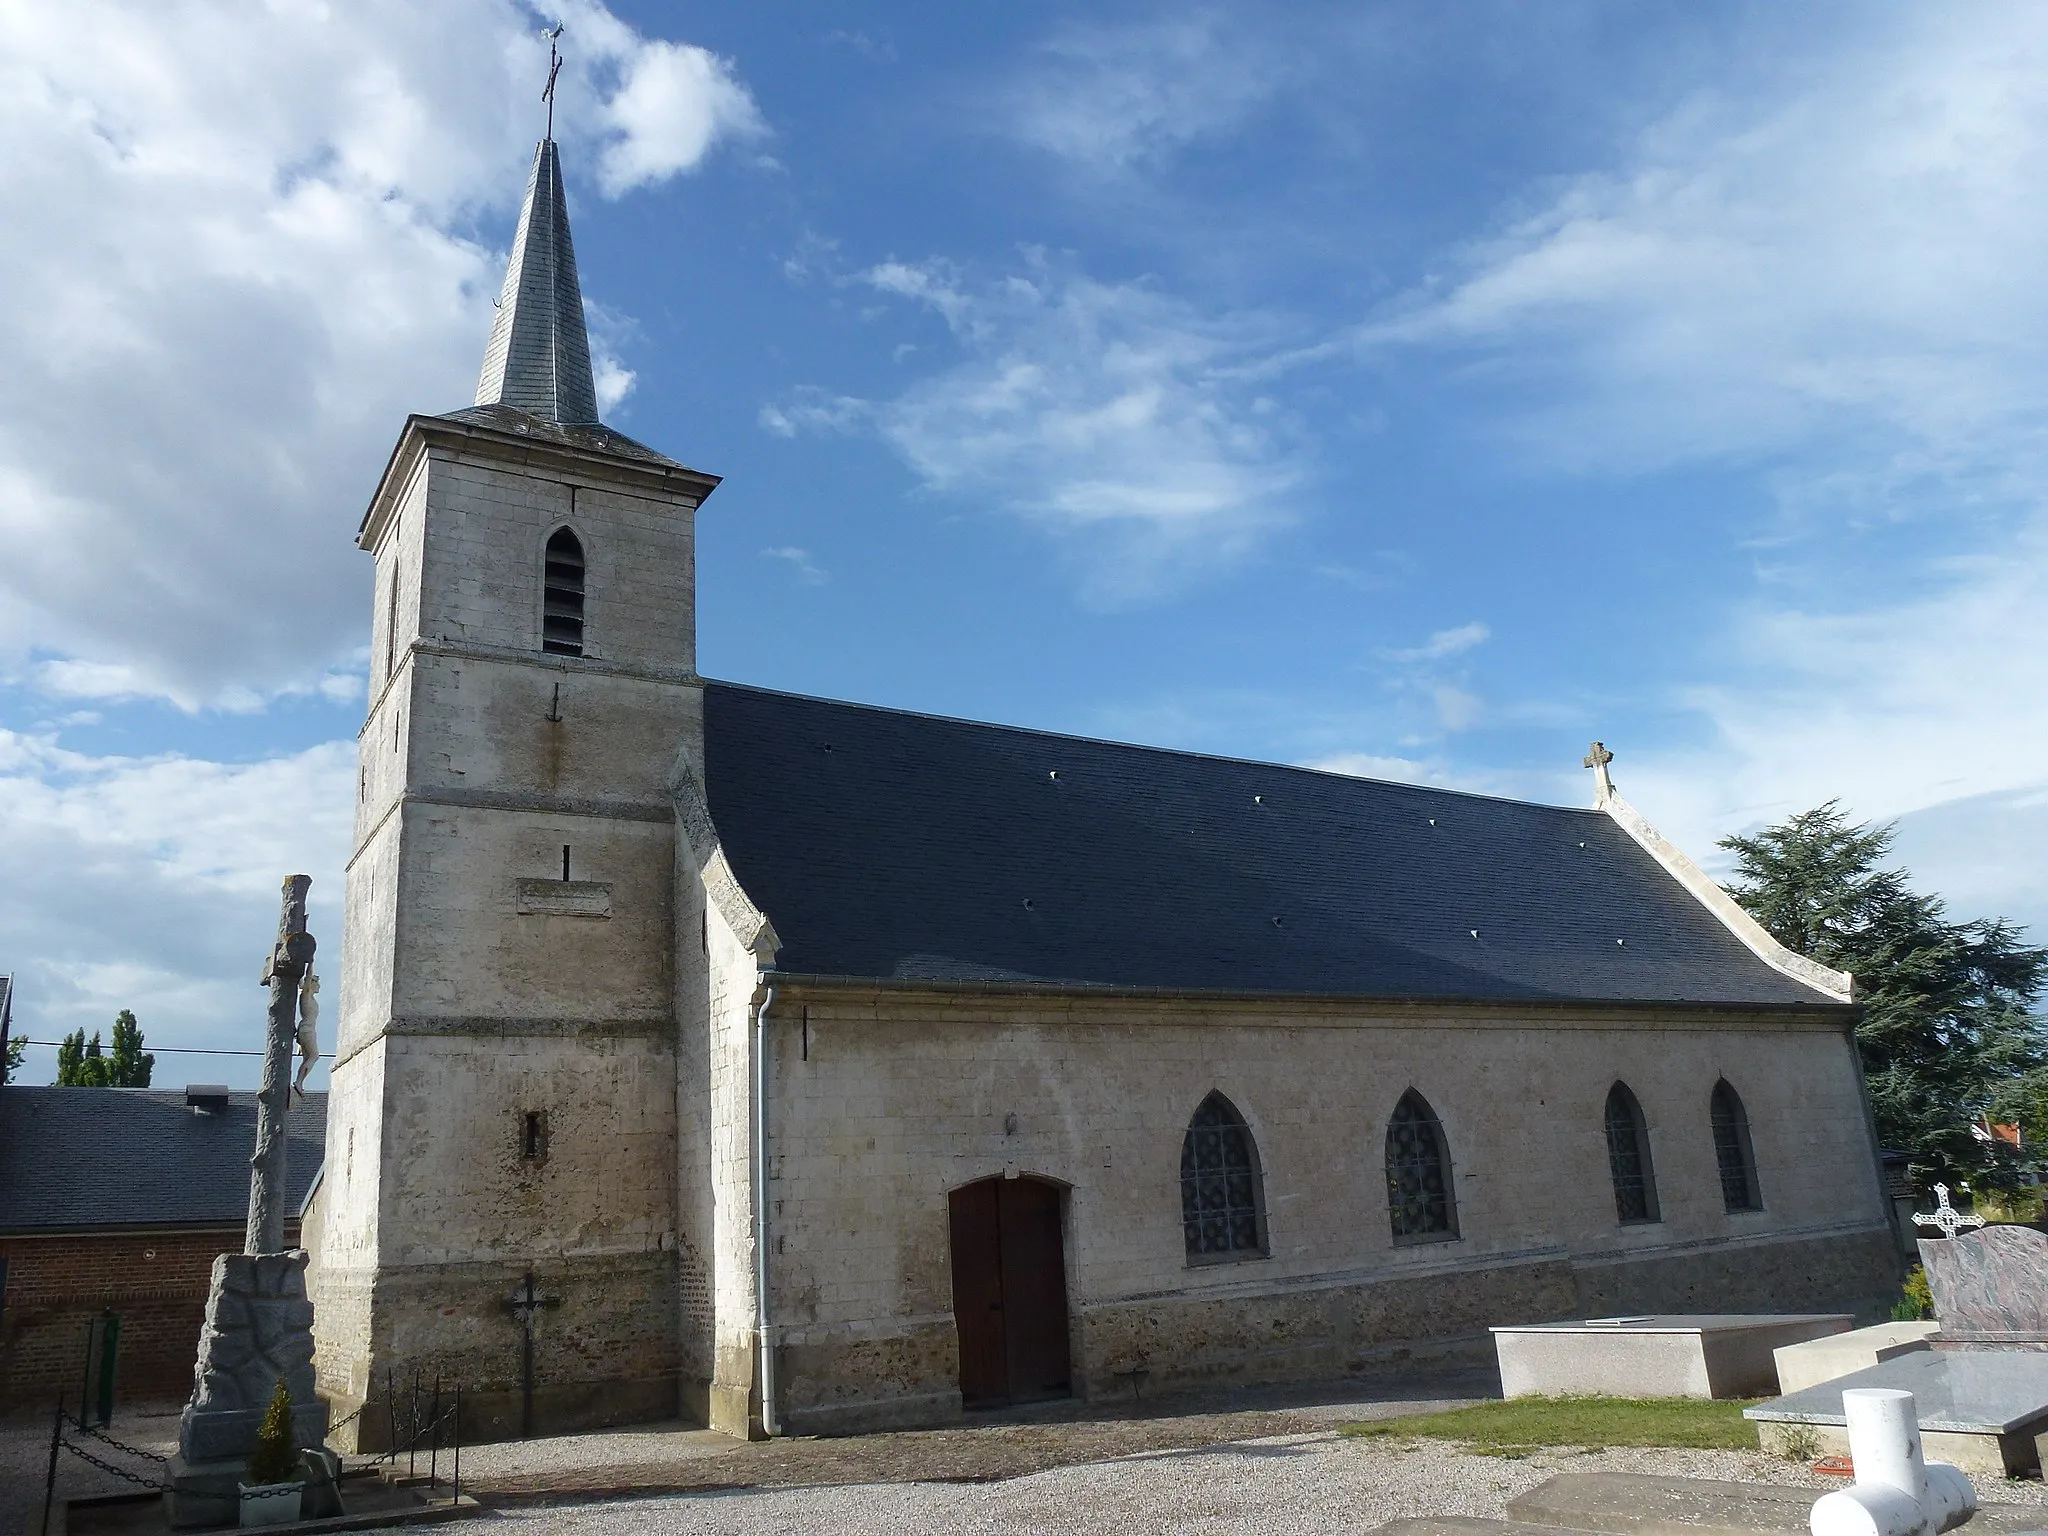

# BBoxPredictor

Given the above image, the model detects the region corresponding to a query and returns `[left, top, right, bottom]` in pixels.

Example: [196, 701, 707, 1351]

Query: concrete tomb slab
[1921, 1224, 2048, 1350]
[1773, 1320, 1939, 1394]
[1491, 1314, 1851, 1400]
[1744, 1348, 2048, 1476]
[1498, 1471, 2048, 1536]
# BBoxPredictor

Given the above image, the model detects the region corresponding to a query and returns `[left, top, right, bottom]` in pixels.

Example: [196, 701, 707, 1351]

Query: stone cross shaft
[247, 875, 315, 1256]
[1913, 1182, 1987, 1240]
[507, 1270, 562, 1439]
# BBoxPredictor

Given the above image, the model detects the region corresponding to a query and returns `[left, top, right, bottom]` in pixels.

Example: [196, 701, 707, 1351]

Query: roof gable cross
[1583, 741, 1616, 807]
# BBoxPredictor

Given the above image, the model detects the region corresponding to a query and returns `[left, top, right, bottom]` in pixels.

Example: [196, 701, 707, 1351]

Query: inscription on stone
[516, 878, 614, 918]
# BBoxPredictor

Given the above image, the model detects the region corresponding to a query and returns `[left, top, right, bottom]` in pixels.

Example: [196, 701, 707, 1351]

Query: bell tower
[313, 134, 720, 1442]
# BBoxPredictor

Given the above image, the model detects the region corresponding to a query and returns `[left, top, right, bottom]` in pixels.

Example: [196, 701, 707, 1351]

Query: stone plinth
[1921, 1226, 2048, 1350]
[1491, 1314, 1851, 1400]
[177, 1251, 327, 1464]
[1745, 1348, 2048, 1477]
[1773, 1320, 1939, 1394]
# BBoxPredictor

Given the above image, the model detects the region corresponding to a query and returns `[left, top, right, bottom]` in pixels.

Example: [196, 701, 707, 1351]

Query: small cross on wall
[1583, 741, 1616, 806]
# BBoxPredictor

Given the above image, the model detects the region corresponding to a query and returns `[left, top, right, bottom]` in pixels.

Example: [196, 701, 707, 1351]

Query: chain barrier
[52, 1433, 168, 1491]
[68, 1416, 169, 1464]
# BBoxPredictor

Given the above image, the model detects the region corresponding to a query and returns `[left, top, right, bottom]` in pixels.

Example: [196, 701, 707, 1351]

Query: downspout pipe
[753, 976, 780, 1437]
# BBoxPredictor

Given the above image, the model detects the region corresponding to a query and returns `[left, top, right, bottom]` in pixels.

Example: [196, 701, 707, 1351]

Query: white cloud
[0, 730, 354, 1087]
[1367, 8, 2048, 493]
[770, 253, 1306, 604]
[1003, 11, 1292, 171]
[592, 35, 767, 195]
[1388, 621, 1490, 664]
[1337, 5, 2048, 922]
[762, 546, 829, 586]
[0, 1, 759, 712]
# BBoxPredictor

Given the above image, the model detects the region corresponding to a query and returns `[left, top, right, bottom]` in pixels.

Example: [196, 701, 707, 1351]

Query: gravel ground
[10, 1380, 2048, 1536]
[486, 1434, 2048, 1536]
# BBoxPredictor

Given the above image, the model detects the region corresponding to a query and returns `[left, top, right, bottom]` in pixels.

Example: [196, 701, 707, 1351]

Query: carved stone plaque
[516, 879, 614, 919]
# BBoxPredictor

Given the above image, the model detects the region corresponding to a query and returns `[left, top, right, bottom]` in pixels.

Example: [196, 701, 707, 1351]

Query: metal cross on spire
[1583, 741, 1616, 806]
[1913, 1182, 1987, 1239]
[542, 25, 565, 141]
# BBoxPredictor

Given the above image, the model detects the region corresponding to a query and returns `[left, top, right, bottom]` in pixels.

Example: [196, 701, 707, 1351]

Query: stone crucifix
[507, 1270, 562, 1439]
[247, 874, 315, 1256]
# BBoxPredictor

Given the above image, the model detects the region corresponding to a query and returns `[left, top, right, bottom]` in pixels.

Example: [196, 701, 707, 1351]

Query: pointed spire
[475, 139, 600, 426]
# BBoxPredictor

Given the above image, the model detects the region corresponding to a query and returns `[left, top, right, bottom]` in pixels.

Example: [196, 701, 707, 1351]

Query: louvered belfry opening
[543, 528, 586, 656]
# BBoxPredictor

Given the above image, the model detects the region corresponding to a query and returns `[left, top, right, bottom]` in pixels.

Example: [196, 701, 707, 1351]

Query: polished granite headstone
[1921, 1224, 2048, 1350]
[1745, 1347, 2048, 1475]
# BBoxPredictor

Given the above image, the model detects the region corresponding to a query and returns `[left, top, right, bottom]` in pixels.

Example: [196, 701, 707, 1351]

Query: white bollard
[1810, 1389, 1976, 1536]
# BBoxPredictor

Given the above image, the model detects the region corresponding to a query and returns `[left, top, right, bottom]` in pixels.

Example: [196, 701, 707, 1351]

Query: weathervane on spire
[542, 24, 566, 141]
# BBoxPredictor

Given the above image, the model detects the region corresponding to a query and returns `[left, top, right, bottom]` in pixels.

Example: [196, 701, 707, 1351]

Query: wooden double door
[947, 1176, 1073, 1408]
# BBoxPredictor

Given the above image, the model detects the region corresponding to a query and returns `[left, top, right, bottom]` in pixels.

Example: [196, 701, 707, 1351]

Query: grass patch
[1338, 1396, 1762, 1456]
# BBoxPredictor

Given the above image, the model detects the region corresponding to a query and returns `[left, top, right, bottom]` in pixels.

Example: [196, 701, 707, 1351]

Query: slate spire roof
[474, 139, 600, 426]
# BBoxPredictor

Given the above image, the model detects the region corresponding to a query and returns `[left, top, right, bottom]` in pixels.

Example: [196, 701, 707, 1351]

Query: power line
[14, 1040, 268, 1057]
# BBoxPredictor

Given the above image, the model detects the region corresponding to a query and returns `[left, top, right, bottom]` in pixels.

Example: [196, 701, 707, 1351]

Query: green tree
[1721, 803, 2048, 1190]
[108, 1010, 154, 1087]
[246, 1377, 299, 1487]
[56, 1028, 110, 1086]
[3, 1033, 24, 1083]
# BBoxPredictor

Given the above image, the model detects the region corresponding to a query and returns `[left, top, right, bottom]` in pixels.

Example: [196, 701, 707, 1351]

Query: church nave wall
[750, 987, 1898, 1433]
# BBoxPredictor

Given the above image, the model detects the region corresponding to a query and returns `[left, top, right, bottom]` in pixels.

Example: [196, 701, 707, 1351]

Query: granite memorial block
[1920, 1223, 2048, 1351]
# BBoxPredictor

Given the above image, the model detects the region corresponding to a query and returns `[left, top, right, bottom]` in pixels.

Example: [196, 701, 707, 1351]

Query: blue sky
[6, 1, 2047, 1086]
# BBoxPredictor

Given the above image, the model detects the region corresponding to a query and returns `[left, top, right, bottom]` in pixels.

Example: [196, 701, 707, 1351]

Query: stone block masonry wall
[0, 1226, 300, 1407]
[759, 986, 1899, 1434]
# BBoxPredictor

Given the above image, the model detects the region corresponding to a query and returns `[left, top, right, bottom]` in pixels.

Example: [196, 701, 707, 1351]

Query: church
[308, 135, 1900, 1445]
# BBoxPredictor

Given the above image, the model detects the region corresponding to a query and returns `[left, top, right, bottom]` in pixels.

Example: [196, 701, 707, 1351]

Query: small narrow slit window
[543, 528, 585, 656]
[520, 1110, 549, 1164]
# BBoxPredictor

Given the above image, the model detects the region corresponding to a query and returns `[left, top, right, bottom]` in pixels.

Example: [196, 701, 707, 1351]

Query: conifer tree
[108, 1010, 154, 1087]
[246, 1377, 299, 1487]
[1721, 803, 2048, 1189]
[56, 1028, 111, 1086]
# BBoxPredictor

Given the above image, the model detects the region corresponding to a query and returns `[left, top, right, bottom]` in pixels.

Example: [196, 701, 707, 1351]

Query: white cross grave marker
[1912, 1183, 1986, 1239]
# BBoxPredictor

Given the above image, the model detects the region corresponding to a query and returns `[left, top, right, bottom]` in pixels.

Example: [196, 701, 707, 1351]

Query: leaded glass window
[1604, 1083, 1659, 1224]
[1386, 1090, 1457, 1240]
[1711, 1080, 1762, 1212]
[1180, 1093, 1264, 1261]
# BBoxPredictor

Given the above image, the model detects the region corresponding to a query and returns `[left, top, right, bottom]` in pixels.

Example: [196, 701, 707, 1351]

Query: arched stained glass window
[1711, 1080, 1763, 1212]
[1180, 1093, 1265, 1262]
[1604, 1083, 1659, 1224]
[1386, 1090, 1457, 1240]
[543, 527, 586, 656]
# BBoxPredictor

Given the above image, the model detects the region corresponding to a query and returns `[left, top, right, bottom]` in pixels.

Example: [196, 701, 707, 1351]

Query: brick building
[0, 1086, 325, 1408]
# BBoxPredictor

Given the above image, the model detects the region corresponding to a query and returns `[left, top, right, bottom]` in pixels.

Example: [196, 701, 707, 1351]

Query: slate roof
[430, 403, 691, 471]
[0, 1089, 326, 1235]
[701, 683, 1838, 1008]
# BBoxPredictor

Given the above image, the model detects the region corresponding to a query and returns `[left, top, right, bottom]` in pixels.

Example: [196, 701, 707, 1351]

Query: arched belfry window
[1604, 1083, 1659, 1224]
[1710, 1080, 1763, 1212]
[543, 528, 586, 657]
[1386, 1090, 1458, 1240]
[1180, 1093, 1266, 1262]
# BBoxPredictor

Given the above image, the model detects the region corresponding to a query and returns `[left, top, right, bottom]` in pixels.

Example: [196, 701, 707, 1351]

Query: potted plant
[238, 1378, 305, 1527]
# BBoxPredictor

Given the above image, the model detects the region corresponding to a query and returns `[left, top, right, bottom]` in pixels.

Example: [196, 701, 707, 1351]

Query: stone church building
[310, 137, 1899, 1444]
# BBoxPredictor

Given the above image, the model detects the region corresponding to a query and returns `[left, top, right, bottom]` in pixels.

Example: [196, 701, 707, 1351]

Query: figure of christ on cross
[506, 1270, 563, 1439]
